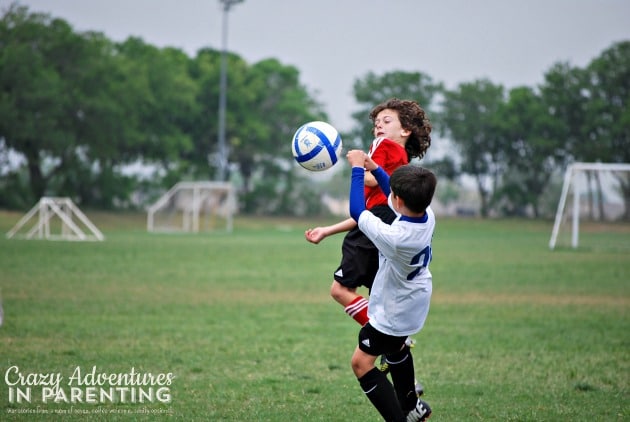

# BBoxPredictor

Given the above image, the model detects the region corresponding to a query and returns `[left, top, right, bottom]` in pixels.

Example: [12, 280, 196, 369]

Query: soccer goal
[549, 162, 630, 250]
[147, 181, 236, 233]
[6, 197, 105, 241]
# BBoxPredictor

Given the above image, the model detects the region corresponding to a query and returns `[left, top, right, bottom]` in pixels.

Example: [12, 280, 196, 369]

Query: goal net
[147, 181, 236, 233]
[6, 197, 105, 241]
[549, 162, 630, 250]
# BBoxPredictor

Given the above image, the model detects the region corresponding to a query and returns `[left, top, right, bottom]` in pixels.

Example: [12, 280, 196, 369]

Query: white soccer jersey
[358, 206, 435, 337]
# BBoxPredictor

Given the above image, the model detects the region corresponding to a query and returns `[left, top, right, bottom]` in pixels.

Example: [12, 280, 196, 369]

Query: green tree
[540, 62, 588, 164]
[495, 87, 564, 217]
[188, 48, 233, 181]
[583, 41, 630, 219]
[233, 58, 326, 215]
[189, 52, 326, 215]
[541, 61, 611, 220]
[112, 37, 198, 199]
[0, 5, 197, 208]
[441, 79, 505, 217]
[0, 5, 81, 203]
[541, 42, 630, 220]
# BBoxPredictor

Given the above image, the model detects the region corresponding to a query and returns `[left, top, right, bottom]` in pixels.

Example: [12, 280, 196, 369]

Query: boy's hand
[305, 227, 326, 244]
[364, 155, 378, 172]
[347, 149, 379, 171]
[346, 150, 367, 167]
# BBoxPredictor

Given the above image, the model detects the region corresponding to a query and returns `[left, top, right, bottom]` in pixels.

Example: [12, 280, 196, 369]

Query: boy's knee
[330, 281, 344, 300]
[330, 280, 360, 307]
[351, 353, 366, 377]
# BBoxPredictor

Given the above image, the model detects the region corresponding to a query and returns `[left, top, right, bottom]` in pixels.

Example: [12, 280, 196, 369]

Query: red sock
[344, 296, 369, 326]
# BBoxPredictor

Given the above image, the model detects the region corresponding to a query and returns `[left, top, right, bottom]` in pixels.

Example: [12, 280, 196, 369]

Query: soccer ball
[292, 121, 342, 172]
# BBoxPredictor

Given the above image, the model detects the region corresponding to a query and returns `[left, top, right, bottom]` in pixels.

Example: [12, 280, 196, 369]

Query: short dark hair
[369, 98, 432, 161]
[389, 165, 437, 213]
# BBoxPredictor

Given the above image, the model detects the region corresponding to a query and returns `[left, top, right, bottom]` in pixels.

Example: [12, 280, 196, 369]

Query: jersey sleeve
[371, 167, 390, 197]
[350, 167, 367, 220]
[357, 212, 397, 258]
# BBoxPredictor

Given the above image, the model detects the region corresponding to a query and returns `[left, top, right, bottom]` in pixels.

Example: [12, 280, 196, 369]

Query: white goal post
[147, 181, 236, 233]
[6, 197, 105, 241]
[549, 162, 630, 250]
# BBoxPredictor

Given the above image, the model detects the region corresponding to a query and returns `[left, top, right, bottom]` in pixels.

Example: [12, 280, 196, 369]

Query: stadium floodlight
[216, 0, 244, 181]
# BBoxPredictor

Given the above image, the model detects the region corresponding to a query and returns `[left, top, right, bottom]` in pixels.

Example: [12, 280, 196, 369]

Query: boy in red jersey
[305, 98, 432, 326]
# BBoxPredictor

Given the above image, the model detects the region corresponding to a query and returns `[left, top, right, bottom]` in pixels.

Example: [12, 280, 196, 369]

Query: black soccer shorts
[358, 323, 407, 356]
[333, 205, 396, 290]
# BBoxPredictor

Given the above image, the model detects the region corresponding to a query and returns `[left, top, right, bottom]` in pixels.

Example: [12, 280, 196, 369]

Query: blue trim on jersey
[350, 167, 366, 220]
[400, 214, 428, 223]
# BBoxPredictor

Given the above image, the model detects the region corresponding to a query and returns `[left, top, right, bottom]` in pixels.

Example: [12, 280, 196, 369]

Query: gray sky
[4, 0, 630, 132]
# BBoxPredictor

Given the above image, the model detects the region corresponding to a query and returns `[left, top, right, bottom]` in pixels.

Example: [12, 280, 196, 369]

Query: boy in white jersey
[346, 149, 436, 422]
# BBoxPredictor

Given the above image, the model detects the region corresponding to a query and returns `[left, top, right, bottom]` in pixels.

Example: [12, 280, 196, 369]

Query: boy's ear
[401, 128, 411, 137]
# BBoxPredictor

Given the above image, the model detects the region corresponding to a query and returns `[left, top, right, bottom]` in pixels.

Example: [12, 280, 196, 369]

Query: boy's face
[372, 109, 410, 143]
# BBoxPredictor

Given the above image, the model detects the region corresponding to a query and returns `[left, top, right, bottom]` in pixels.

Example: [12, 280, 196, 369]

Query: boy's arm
[347, 150, 369, 221]
[364, 155, 391, 197]
[349, 167, 366, 221]
[305, 218, 356, 244]
[363, 171, 378, 187]
[370, 167, 391, 197]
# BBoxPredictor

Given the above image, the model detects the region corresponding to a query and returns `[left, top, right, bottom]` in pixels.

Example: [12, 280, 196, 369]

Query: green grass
[0, 211, 628, 421]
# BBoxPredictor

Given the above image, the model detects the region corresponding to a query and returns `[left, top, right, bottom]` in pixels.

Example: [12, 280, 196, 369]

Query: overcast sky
[3, 0, 630, 132]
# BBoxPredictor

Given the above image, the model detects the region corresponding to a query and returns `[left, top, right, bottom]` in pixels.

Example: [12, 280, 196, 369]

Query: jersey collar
[400, 214, 428, 224]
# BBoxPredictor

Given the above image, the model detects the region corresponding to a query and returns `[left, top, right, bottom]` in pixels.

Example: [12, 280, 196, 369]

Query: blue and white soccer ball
[292, 121, 343, 172]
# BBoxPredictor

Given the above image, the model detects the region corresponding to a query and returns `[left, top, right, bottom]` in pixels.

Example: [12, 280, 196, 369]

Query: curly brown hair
[369, 98, 432, 161]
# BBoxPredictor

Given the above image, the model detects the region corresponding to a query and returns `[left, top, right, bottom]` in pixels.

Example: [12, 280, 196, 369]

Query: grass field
[0, 210, 628, 421]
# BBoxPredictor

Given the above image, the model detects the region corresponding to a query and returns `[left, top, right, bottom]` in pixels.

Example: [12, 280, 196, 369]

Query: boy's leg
[330, 280, 368, 326]
[386, 346, 433, 421]
[344, 295, 369, 326]
[333, 226, 376, 326]
[385, 345, 418, 412]
[379, 337, 416, 373]
[358, 367, 406, 422]
[352, 348, 406, 422]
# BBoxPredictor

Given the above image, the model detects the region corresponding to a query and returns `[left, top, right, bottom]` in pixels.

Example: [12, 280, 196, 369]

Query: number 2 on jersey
[407, 245, 432, 280]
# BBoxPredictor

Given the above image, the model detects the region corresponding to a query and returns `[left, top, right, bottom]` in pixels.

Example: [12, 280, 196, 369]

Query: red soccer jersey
[365, 138, 408, 209]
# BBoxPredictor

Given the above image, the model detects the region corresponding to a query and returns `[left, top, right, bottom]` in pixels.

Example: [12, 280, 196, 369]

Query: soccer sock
[358, 367, 406, 422]
[344, 296, 369, 326]
[385, 346, 418, 412]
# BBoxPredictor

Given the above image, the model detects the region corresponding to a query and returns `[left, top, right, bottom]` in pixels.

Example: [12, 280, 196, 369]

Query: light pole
[216, 0, 243, 181]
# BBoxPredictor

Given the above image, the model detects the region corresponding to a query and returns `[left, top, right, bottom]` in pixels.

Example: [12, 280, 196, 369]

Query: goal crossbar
[549, 162, 630, 249]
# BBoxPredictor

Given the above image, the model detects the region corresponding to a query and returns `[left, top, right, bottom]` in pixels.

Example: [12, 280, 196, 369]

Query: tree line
[1, 4, 629, 219]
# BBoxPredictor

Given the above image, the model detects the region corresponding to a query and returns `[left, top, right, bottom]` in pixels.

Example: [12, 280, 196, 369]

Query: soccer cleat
[406, 398, 432, 421]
